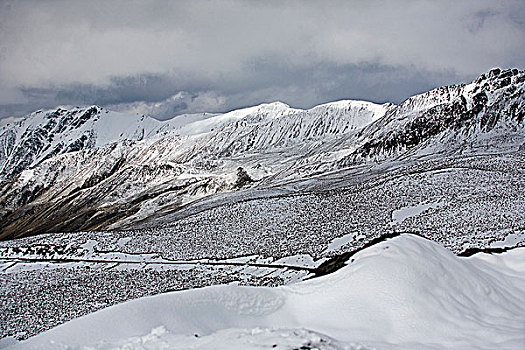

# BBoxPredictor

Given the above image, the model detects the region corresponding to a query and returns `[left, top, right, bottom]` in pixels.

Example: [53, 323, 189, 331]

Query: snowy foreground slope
[6, 235, 525, 350]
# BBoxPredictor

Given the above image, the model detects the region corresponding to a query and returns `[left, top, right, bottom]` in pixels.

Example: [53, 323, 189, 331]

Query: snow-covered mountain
[340, 68, 525, 165]
[0, 68, 524, 239]
[1, 69, 525, 348]
[0, 106, 165, 182]
[6, 235, 524, 350]
[0, 99, 390, 239]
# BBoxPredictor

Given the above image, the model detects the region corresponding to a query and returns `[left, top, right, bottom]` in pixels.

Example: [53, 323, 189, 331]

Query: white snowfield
[6, 234, 524, 350]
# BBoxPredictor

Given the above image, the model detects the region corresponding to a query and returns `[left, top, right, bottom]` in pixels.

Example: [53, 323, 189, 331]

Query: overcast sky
[1, 0, 524, 120]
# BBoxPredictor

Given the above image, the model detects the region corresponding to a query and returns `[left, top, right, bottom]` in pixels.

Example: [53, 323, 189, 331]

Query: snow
[490, 232, 525, 249]
[116, 237, 132, 248]
[91, 110, 159, 147]
[149, 113, 218, 136]
[0, 116, 23, 127]
[325, 232, 357, 252]
[7, 234, 525, 350]
[391, 202, 444, 225]
[310, 99, 391, 122]
[273, 254, 319, 268]
[67, 326, 350, 350]
[80, 239, 98, 252]
[0, 337, 18, 349]
[0, 106, 162, 180]
[17, 169, 34, 185]
[171, 102, 298, 136]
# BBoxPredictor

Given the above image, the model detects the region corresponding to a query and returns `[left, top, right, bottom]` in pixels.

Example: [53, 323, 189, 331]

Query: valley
[1, 68, 524, 348]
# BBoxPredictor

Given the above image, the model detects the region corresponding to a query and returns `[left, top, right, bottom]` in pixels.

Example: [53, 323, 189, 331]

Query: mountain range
[1, 67, 524, 240]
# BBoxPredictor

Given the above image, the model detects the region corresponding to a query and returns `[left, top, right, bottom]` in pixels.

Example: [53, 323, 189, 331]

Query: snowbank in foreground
[7, 234, 525, 350]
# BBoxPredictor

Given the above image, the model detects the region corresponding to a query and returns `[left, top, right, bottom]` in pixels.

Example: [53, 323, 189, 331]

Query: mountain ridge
[0, 68, 524, 239]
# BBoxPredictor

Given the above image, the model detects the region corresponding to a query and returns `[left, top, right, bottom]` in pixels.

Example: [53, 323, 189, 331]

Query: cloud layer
[1, 0, 524, 119]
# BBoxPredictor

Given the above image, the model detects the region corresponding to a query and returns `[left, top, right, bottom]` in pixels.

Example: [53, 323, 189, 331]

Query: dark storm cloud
[0, 0, 524, 119]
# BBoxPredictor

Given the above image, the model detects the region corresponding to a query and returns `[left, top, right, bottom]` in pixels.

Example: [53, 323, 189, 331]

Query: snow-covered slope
[0, 68, 524, 239]
[191, 100, 388, 159]
[340, 68, 525, 165]
[0, 99, 389, 238]
[0, 106, 162, 181]
[6, 234, 524, 350]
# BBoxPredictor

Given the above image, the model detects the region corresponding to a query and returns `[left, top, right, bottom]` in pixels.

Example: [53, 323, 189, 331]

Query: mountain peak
[0, 105, 161, 181]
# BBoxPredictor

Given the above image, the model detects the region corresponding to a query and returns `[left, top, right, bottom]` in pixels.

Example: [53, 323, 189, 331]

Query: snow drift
[7, 234, 525, 350]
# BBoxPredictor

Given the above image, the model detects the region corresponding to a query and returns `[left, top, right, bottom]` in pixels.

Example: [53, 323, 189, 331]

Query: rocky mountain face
[0, 68, 524, 240]
[340, 68, 525, 165]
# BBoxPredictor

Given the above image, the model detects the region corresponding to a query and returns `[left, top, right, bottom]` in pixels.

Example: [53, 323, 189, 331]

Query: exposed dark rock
[488, 68, 501, 77]
[81, 157, 126, 190]
[233, 167, 253, 189]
